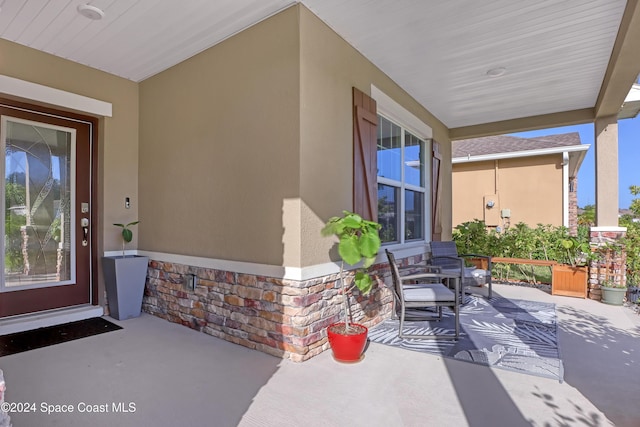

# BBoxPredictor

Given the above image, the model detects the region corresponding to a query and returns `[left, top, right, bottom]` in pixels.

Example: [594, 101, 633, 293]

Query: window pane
[404, 131, 424, 187]
[378, 184, 399, 243]
[405, 190, 424, 241]
[4, 119, 73, 287]
[377, 116, 401, 181]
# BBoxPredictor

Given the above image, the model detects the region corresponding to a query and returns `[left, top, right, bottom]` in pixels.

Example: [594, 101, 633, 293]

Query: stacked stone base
[141, 256, 409, 362]
[589, 227, 627, 301]
[587, 285, 602, 301]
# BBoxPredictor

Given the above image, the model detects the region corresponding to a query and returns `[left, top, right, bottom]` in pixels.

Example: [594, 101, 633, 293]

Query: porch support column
[594, 115, 619, 226]
[590, 115, 626, 301]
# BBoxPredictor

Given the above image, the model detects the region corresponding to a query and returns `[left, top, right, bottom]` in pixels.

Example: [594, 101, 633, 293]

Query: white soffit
[0, 0, 296, 83]
[0, 0, 633, 129]
[304, 0, 628, 128]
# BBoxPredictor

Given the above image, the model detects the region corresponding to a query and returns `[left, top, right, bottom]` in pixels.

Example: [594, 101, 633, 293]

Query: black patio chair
[428, 241, 493, 299]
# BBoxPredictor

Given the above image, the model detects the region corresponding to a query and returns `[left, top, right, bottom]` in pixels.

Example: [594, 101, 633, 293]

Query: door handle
[81, 218, 89, 246]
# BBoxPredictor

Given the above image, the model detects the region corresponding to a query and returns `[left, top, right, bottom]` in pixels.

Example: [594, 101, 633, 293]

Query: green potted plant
[551, 236, 590, 298]
[321, 211, 381, 363]
[600, 279, 627, 305]
[102, 221, 149, 320]
[595, 243, 627, 306]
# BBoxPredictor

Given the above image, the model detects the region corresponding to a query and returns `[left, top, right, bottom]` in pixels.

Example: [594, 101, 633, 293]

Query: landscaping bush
[454, 211, 640, 286]
[453, 220, 592, 284]
[453, 220, 589, 262]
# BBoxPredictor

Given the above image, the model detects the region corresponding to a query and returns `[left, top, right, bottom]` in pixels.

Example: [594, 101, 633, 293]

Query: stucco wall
[138, 5, 450, 269]
[298, 6, 450, 266]
[452, 154, 563, 229]
[452, 161, 497, 226]
[0, 39, 139, 253]
[0, 39, 139, 306]
[1, 3, 452, 277]
[138, 7, 301, 267]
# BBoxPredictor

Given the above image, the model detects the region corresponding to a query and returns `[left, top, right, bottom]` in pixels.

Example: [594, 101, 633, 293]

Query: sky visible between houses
[510, 114, 640, 209]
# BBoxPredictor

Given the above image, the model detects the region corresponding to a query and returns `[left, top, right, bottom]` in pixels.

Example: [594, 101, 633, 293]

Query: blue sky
[511, 114, 640, 209]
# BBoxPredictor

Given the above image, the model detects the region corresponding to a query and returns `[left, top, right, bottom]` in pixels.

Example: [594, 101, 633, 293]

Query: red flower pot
[327, 322, 368, 363]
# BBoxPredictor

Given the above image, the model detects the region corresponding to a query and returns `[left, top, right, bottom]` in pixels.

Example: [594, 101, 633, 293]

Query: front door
[0, 102, 95, 318]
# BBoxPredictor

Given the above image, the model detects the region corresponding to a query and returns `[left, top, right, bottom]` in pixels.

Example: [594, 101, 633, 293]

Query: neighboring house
[452, 133, 589, 234]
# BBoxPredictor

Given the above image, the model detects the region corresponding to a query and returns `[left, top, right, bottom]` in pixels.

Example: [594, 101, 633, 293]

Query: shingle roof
[452, 132, 582, 158]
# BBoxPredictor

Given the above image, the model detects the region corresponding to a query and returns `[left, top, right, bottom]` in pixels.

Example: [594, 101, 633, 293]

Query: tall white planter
[102, 255, 149, 320]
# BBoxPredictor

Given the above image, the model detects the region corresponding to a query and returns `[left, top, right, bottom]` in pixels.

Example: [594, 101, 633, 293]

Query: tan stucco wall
[1, 4, 453, 274]
[0, 39, 139, 254]
[452, 161, 497, 226]
[453, 154, 564, 229]
[0, 39, 139, 306]
[298, 6, 450, 266]
[138, 5, 450, 268]
[594, 115, 619, 226]
[138, 6, 301, 266]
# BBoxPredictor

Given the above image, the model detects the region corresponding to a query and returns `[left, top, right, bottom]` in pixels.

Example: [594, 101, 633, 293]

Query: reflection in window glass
[378, 184, 399, 243]
[376, 114, 429, 245]
[405, 190, 424, 241]
[404, 131, 424, 187]
[377, 116, 401, 181]
[4, 119, 72, 288]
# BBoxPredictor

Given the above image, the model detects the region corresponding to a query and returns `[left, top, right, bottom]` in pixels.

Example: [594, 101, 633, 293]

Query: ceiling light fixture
[486, 67, 506, 78]
[77, 4, 105, 20]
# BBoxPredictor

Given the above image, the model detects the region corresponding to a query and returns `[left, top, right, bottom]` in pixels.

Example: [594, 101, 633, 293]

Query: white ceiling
[0, 0, 636, 130]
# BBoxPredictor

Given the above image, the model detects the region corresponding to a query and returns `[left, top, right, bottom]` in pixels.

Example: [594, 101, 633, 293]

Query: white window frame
[377, 115, 431, 245]
[372, 85, 433, 247]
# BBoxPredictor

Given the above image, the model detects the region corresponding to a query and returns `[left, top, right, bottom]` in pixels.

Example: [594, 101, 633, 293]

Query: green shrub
[453, 220, 591, 263]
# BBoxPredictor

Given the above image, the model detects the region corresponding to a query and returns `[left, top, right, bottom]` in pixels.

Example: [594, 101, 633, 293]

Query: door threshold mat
[0, 317, 122, 357]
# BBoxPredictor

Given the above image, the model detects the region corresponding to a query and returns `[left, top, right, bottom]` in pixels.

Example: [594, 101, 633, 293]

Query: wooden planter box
[551, 264, 588, 298]
[467, 257, 489, 270]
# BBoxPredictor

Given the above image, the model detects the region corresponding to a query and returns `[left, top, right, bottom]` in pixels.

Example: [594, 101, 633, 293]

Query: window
[377, 115, 428, 244]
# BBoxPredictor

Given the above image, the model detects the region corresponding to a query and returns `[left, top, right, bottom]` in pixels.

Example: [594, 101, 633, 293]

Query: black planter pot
[627, 286, 640, 304]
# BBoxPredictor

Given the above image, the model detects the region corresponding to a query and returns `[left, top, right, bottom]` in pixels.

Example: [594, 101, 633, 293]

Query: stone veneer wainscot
[142, 254, 424, 361]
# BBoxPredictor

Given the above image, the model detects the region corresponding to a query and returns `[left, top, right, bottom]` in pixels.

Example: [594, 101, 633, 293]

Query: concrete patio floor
[1, 283, 639, 427]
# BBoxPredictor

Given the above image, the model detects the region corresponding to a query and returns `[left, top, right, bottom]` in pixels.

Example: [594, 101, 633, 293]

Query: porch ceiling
[1, 0, 639, 136]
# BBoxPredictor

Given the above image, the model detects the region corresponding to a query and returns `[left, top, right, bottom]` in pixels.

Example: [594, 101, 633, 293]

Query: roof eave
[452, 144, 590, 164]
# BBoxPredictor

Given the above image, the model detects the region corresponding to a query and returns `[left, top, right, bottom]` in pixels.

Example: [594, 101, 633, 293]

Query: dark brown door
[0, 103, 94, 317]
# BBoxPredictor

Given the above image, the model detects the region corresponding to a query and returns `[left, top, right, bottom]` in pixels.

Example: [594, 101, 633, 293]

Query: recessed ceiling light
[77, 4, 105, 20]
[486, 67, 507, 78]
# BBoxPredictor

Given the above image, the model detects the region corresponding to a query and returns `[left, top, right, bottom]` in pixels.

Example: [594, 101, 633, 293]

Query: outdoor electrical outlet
[125, 197, 130, 209]
[184, 273, 197, 291]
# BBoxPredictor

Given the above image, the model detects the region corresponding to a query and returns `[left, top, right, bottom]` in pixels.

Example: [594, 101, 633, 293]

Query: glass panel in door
[2, 117, 75, 290]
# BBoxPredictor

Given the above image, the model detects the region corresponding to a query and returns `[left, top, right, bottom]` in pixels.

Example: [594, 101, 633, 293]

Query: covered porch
[0, 3, 640, 426]
[2, 283, 639, 426]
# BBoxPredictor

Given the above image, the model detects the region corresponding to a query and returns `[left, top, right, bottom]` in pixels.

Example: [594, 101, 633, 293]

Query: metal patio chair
[428, 241, 493, 299]
[386, 249, 459, 340]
